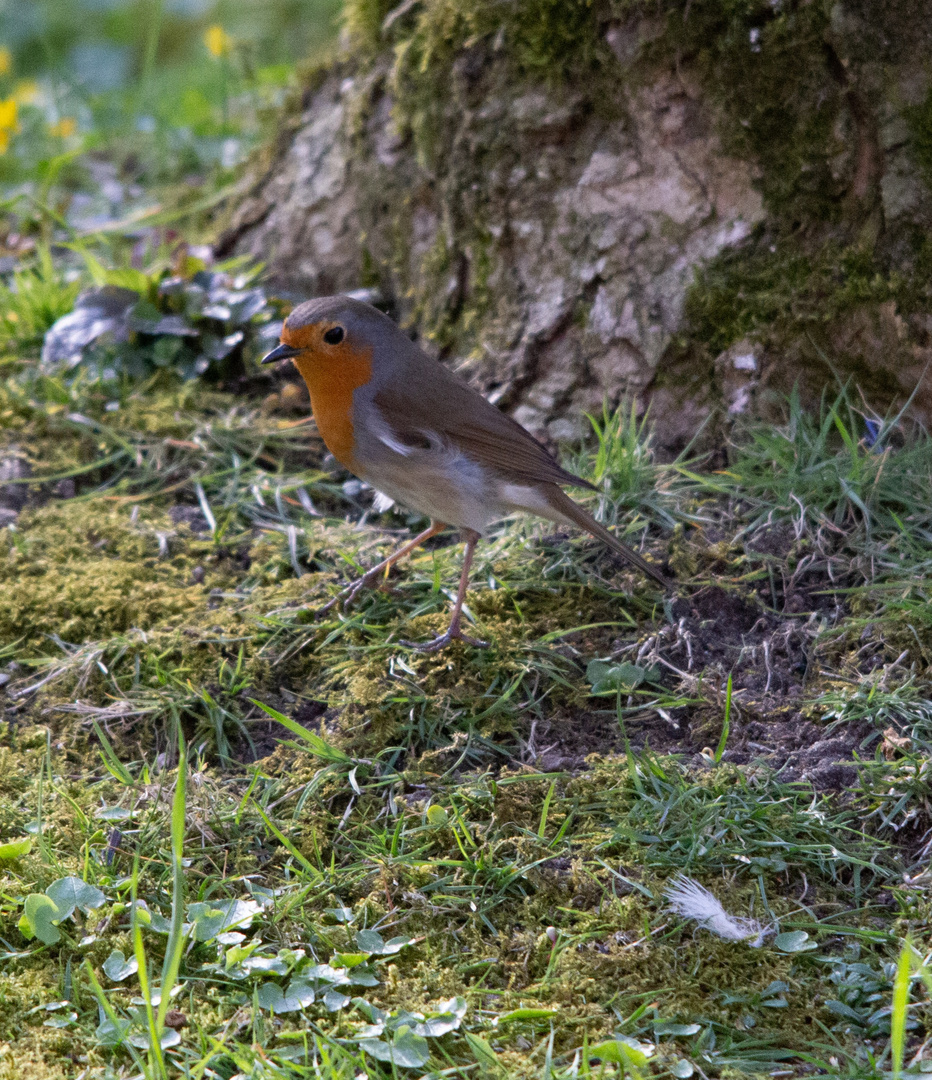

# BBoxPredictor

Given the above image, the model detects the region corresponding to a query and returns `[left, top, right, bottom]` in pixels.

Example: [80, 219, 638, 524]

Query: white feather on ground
[664, 876, 770, 947]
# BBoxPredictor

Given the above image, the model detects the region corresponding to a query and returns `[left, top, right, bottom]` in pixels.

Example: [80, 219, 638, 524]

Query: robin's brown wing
[373, 350, 595, 492]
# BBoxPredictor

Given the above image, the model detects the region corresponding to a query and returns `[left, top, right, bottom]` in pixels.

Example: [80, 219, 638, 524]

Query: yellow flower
[0, 96, 17, 152]
[49, 117, 76, 138]
[14, 80, 38, 105]
[0, 97, 16, 131]
[204, 25, 233, 58]
[0, 48, 11, 76]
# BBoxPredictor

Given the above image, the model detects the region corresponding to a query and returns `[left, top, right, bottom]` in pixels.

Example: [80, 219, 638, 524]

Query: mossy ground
[5, 0, 932, 1076]
[0, 370, 930, 1079]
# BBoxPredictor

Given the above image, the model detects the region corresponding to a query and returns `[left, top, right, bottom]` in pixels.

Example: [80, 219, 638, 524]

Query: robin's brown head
[261, 295, 394, 369]
[261, 295, 403, 469]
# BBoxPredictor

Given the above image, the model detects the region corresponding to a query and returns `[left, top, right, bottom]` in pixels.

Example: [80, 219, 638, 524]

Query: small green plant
[42, 254, 279, 383]
[709, 386, 932, 539]
[588, 400, 656, 500]
[0, 246, 80, 358]
[18, 875, 107, 945]
[572, 399, 684, 532]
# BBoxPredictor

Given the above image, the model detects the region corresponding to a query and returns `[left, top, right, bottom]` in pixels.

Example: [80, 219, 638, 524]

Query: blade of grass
[890, 941, 913, 1079]
[714, 675, 733, 764]
[156, 738, 187, 1035]
[250, 699, 352, 763]
[538, 779, 557, 840]
[250, 798, 323, 881]
[93, 721, 135, 786]
[131, 856, 166, 1077]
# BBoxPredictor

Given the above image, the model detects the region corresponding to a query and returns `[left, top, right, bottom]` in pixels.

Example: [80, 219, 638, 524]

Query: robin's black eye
[323, 326, 344, 345]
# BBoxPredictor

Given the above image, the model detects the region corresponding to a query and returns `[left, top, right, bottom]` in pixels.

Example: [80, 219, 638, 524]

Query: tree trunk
[217, 0, 932, 449]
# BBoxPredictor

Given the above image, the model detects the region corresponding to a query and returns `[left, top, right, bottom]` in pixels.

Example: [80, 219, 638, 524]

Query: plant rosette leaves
[95, 1016, 132, 1048]
[216, 931, 246, 945]
[130, 986, 184, 1009]
[825, 999, 868, 1023]
[324, 988, 352, 1011]
[586, 659, 660, 695]
[46, 876, 107, 919]
[186, 898, 262, 942]
[27, 1000, 75, 1027]
[0, 837, 32, 860]
[238, 953, 292, 977]
[256, 979, 316, 1014]
[334, 951, 369, 968]
[353, 997, 467, 1041]
[254, 957, 376, 1014]
[130, 900, 171, 934]
[41, 267, 274, 384]
[43, 1011, 77, 1029]
[353, 1000, 387, 1025]
[774, 930, 817, 953]
[102, 949, 138, 982]
[303, 962, 352, 985]
[128, 1028, 183, 1050]
[354, 929, 415, 956]
[210, 939, 300, 980]
[356, 1022, 386, 1038]
[589, 1035, 654, 1067]
[411, 997, 468, 1037]
[18, 875, 105, 945]
[324, 906, 354, 923]
[358, 1027, 430, 1069]
[41, 286, 137, 369]
[223, 957, 283, 980]
[244, 882, 280, 908]
[19, 894, 63, 944]
[346, 966, 379, 988]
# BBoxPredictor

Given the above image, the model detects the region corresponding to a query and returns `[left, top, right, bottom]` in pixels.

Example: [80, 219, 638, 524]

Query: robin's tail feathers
[547, 487, 671, 589]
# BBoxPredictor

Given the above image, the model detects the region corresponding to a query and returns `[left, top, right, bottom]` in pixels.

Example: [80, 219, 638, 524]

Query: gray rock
[716, 339, 762, 417]
[41, 286, 139, 370]
[0, 451, 31, 512]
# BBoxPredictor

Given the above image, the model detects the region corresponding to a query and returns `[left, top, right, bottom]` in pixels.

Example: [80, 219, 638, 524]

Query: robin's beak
[261, 342, 301, 365]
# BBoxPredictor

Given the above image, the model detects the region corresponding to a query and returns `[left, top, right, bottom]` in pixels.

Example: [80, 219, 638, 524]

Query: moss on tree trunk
[218, 0, 932, 448]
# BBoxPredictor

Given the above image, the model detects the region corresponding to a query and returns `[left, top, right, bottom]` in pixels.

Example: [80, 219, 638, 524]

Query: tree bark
[217, 0, 932, 448]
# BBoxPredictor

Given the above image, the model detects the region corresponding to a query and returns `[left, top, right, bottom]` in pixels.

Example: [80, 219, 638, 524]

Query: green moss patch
[0, 374, 930, 1075]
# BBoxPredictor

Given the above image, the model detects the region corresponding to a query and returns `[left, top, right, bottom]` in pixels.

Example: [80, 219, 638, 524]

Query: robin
[262, 295, 670, 651]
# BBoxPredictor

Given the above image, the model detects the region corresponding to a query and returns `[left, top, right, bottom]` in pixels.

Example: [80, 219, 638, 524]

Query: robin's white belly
[358, 452, 565, 534]
[359, 449, 493, 532]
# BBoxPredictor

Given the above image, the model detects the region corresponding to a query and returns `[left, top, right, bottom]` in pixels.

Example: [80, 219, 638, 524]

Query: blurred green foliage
[0, 0, 341, 188]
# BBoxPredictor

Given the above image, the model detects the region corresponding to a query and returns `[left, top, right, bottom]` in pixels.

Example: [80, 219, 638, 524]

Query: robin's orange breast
[292, 344, 373, 470]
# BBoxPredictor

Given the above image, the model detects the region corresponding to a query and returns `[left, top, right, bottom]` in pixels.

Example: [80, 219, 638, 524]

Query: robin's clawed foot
[316, 567, 390, 617]
[315, 522, 450, 620]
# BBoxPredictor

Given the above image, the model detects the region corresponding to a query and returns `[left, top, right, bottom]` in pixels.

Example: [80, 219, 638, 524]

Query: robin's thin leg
[404, 528, 489, 651]
[318, 520, 448, 615]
